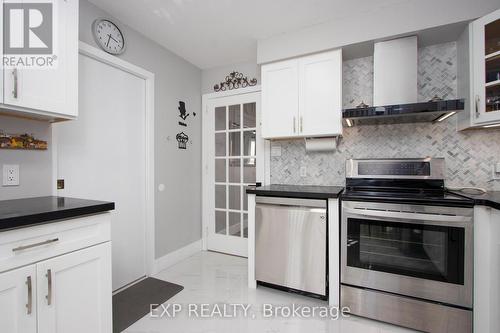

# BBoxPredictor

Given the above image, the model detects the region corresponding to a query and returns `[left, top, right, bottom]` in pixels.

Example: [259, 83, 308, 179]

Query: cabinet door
[3, 0, 78, 117]
[261, 59, 299, 138]
[37, 242, 112, 333]
[0, 265, 37, 333]
[299, 49, 342, 137]
[0, 2, 3, 104]
[473, 8, 500, 125]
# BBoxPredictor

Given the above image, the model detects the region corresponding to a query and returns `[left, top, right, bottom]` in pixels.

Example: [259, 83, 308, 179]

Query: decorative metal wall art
[176, 132, 189, 149]
[178, 101, 189, 120]
[175, 101, 195, 149]
[0, 131, 47, 150]
[214, 71, 257, 92]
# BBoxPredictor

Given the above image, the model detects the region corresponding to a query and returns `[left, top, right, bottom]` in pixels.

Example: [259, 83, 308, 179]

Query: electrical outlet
[300, 166, 307, 177]
[493, 163, 500, 180]
[3, 164, 20, 186]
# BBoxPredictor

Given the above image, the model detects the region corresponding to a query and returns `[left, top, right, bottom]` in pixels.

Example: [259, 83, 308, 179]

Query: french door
[204, 91, 265, 257]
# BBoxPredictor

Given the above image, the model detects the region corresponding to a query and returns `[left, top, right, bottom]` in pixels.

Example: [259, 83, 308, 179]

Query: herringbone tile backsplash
[270, 42, 500, 190]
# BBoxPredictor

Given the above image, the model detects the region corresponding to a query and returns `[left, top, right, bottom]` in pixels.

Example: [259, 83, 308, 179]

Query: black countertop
[0, 196, 115, 231]
[245, 185, 500, 209]
[448, 191, 500, 210]
[246, 185, 344, 199]
[342, 189, 475, 208]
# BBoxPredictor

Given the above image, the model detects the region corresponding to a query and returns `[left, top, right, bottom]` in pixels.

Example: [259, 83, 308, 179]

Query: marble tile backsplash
[270, 42, 500, 190]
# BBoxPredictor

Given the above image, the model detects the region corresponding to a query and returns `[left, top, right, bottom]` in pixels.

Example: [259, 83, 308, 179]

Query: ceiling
[88, 0, 406, 69]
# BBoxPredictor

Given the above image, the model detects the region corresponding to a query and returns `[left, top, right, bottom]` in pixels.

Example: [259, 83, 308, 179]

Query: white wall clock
[92, 19, 126, 55]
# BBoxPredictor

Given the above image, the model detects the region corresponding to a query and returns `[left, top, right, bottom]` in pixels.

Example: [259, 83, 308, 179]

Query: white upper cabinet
[299, 50, 342, 137]
[262, 59, 299, 138]
[261, 49, 342, 139]
[458, 8, 500, 130]
[1, 0, 78, 120]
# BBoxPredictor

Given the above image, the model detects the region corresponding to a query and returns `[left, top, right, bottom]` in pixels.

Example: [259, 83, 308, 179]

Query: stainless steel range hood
[343, 99, 464, 126]
[343, 36, 463, 126]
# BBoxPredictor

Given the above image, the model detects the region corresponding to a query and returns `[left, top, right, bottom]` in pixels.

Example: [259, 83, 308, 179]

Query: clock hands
[106, 34, 120, 48]
[109, 34, 119, 43]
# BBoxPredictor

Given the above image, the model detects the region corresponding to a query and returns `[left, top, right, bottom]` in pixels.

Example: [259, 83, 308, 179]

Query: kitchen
[1, 0, 500, 333]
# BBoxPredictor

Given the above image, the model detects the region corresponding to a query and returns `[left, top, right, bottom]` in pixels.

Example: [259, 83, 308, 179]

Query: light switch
[3, 164, 20, 186]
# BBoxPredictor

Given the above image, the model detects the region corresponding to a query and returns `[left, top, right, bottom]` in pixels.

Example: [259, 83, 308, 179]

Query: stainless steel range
[341, 158, 474, 333]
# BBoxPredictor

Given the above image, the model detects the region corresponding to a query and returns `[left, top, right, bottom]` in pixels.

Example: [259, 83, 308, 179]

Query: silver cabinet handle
[300, 116, 303, 133]
[475, 95, 480, 118]
[293, 117, 296, 133]
[46, 269, 52, 305]
[12, 68, 18, 98]
[12, 238, 59, 252]
[26, 276, 32, 315]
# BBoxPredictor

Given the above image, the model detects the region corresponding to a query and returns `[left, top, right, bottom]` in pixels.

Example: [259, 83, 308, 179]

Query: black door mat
[113, 277, 184, 333]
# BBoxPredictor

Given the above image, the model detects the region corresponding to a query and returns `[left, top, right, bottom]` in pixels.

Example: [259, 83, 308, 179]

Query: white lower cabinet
[37, 242, 112, 333]
[0, 265, 37, 333]
[474, 206, 500, 333]
[0, 215, 112, 333]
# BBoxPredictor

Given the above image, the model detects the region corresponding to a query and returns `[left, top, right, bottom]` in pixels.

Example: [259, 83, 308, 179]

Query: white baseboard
[152, 239, 202, 275]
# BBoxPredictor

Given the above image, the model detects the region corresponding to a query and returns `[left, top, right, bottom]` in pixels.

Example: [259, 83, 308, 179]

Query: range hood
[343, 36, 463, 126]
[343, 99, 464, 126]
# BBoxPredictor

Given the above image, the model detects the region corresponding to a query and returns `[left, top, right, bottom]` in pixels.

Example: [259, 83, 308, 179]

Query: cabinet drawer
[0, 213, 111, 273]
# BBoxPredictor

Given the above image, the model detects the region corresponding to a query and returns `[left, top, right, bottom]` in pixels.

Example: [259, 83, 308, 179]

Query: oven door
[341, 201, 473, 308]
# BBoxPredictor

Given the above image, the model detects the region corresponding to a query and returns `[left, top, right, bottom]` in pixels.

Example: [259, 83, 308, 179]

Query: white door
[3, 0, 78, 117]
[36, 243, 112, 333]
[299, 50, 342, 137]
[473, 8, 500, 124]
[205, 92, 265, 257]
[261, 59, 299, 138]
[0, 265, 37, 333]
[54, 53, 146, 290]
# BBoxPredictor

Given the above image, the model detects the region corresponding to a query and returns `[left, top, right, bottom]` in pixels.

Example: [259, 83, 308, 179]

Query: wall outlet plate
[493, 163, 500, 180]
[300, 166, 307, 177]
[271, 144, 282, 157]
[3, 164, 20, 186]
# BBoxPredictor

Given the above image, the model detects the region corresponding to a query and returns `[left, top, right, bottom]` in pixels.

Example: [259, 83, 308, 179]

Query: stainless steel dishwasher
[255, 196, 327, 297]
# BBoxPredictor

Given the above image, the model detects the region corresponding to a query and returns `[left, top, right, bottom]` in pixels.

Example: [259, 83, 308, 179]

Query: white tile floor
[124, 251, 417, 333]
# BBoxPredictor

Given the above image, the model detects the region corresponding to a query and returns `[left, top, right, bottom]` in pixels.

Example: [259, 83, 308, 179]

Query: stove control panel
[358, 161, 430, 176]
[346, 158, 445, 180]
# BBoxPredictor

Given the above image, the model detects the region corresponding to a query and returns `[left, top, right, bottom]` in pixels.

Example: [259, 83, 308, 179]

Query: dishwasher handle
[255, 196, 326, 209]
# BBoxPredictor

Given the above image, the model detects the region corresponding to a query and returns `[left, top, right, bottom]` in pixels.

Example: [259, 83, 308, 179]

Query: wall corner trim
[152, 239, 203, 275]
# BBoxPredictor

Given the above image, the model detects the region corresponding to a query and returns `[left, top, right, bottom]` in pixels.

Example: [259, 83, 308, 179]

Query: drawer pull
[46, 269, 52, 305]
[12, 68, 18, 99]
[12, 238, 59, 252]
[26, 276, 32, 314]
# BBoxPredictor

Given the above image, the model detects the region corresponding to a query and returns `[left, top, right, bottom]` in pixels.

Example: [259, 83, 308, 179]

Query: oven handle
[343, 207, 472, 224]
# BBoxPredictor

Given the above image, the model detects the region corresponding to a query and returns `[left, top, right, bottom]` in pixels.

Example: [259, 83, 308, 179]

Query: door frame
[52, 41, 156, 278]
[201, 86, 270, 253]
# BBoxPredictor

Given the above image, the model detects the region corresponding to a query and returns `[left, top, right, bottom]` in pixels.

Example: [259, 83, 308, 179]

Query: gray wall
[257, 0, 500, 63]
[80, 0, 202, 259]
[270, 42, 500, 191]
[201, 61, 260, 94]
[0, 116, 52, 200]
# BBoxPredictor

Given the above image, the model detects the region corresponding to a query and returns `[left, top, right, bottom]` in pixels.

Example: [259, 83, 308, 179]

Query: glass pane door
[485, 18, 500, 113]
[214, 102, 257, 240]
[346, 218, 465, 284]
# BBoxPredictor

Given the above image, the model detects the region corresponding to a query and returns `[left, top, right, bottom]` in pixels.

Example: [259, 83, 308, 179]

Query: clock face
[93, 19, 125, 55]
